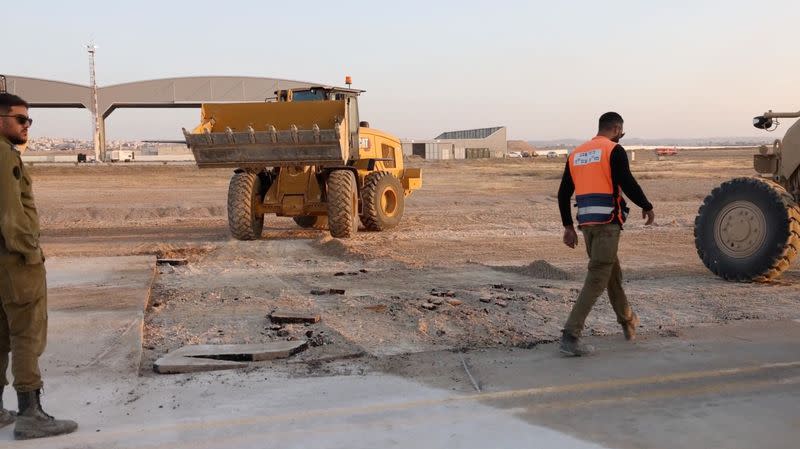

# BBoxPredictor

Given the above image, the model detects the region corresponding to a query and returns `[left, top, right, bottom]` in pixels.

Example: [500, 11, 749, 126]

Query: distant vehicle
[109, 150, 135, 162]
[521, 151, 532, 158]
[546, 151, 559, 159]
[655, 147, 678, 156]
[508, 151, 523, 158]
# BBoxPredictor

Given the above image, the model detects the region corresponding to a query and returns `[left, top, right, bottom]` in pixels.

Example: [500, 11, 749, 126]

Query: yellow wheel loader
[694, 109, 800, 281]
[184, 86, 421, 240]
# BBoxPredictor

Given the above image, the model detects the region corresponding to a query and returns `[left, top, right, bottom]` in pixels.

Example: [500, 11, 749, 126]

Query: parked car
[655, 147, 678, 156]
[508, 151, 523, 158]
[546, 151, 559, 159]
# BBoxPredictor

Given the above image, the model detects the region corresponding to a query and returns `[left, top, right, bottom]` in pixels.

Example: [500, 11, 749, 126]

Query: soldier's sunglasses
[0, 114, 33, 126]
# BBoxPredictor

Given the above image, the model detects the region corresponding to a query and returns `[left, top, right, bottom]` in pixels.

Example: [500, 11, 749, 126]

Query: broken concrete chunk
[156, 258, 188, 266]
[491, 284, 514, 292]
[310, 288, 346, 296]
[177, 341, 307, 361]
[495, 300, 509, 308]
[154, 357, 245, 374]
[421, 302, 437, 310]
[154, 341, 308, 374]
[429, 298, 444, 305]
[363, 304, 387, 313]
[479, 297, 492, 303]
[447, 299, 463, 306]
[270, 310, 321, 324]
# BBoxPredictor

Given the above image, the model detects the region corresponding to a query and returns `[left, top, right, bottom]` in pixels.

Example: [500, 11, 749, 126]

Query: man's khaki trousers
[564, 223, 633, 337]
[0, 259, 47, 392]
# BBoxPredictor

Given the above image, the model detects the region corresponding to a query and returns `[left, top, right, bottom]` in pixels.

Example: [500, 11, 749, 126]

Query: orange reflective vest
[568, 136, 628, 226]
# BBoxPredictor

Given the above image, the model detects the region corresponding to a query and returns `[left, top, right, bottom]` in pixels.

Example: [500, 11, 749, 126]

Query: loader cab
[276, 86, 363, 102]
[276, 86, 365, 161]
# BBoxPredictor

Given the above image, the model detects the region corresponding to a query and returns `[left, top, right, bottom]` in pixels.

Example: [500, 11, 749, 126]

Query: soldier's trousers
[564, 224, 634, 338]
[0, 260, 47, 392]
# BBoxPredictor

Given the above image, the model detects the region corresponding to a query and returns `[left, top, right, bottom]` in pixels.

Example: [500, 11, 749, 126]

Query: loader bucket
[185, 100, 349, 168]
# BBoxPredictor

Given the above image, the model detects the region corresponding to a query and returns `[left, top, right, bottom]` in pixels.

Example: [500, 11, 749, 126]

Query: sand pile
[492, 260, 573, 280]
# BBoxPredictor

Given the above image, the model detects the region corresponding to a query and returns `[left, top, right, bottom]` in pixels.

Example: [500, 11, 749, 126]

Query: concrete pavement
[1, 257, 798, 448]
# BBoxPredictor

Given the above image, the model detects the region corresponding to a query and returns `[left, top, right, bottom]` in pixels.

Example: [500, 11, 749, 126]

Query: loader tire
[293, 215, 328, 230]
[227, 171, 266, 240]
[327, 170, 359, 238]
[694, 177, 800, 282]
[360, 171, 404, 231]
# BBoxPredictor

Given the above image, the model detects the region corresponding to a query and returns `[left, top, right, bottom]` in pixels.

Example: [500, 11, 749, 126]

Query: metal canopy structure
[0, 75, 319, 161]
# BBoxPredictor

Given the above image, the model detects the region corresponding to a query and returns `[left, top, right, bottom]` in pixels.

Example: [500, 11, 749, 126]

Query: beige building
[402, 126, 508, 160]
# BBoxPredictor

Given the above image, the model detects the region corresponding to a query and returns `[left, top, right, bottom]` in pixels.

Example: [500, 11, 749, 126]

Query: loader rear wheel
[694, 177, 800, 282]
[227, 171, 267, 240]
[293, 215, 328, 230]
[360, 171, 404, 231]
[327, 170, 359, 238]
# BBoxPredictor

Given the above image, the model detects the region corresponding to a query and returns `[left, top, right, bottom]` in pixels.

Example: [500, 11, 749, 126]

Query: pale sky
[4, 0, 800, 141]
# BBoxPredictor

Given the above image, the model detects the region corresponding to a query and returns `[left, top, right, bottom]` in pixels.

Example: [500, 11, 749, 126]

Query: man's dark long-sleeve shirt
[558, 144, 652, 227]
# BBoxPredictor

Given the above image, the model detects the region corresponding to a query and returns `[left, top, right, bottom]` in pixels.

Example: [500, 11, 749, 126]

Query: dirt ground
[31, 148, 800, 371]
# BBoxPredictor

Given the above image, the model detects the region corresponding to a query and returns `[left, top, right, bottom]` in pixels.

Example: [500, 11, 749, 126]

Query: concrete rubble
[153, 341, 308, 374]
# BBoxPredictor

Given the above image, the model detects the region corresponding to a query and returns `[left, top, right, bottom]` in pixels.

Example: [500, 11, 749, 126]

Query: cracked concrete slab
[154, 340, 309, 374]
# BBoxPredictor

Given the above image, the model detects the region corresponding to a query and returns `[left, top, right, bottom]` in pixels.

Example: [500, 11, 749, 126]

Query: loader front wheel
[227, 171, 267, 240]
[360, 171, 405, 231]
[293, 215, 328, 230]
[694, 177, 800, 282]
[327, 170, 359, 238]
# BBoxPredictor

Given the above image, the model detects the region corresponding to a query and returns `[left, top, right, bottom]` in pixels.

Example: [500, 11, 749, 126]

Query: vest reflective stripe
[568, 136, 625, 226]
[577, 206, 615, 215]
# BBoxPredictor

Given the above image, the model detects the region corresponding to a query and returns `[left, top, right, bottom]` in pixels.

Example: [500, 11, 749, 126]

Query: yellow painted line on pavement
[20, 360, 800, 449]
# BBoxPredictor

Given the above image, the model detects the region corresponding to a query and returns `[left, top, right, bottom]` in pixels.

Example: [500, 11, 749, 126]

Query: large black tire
[360, 171, 405, 231]
[694, 177, 800, 282]
[293, 215, 329, 230]
[326, 170, 359, 238]
[227, 171, 267, 240]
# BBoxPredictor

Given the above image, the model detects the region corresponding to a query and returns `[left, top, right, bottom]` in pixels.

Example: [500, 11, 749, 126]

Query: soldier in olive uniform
[0, 93, 77, 440]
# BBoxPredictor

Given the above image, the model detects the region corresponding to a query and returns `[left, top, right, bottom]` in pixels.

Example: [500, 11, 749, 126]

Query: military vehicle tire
[227, 171, 267, 240]
[360, 171, 404, 231]
[327, 170, 359, 238]
[694, 177, 800, 281]
[293, 215, 328, 230]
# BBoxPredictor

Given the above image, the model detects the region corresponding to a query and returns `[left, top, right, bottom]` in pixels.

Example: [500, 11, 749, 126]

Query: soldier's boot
[0, 387, 16, 429]
[14, 390, 78, 440]
[559, 330, 594, 357]
[621, 312, 640, 341]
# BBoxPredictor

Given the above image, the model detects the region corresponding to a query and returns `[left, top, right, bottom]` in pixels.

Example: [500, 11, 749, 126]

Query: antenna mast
[87, 42, 101, 161]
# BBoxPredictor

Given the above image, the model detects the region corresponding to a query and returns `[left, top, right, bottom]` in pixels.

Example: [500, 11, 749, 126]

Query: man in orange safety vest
[557, 112, 655, 356]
